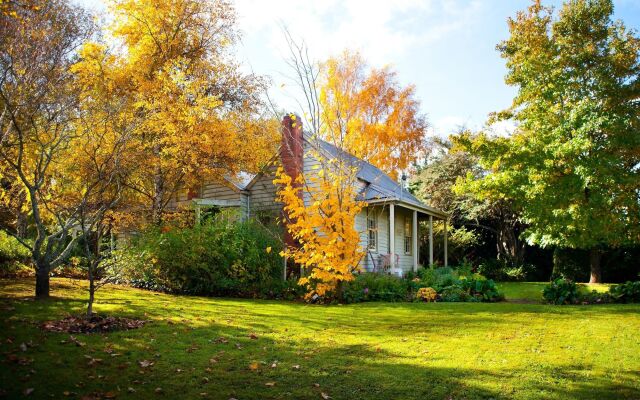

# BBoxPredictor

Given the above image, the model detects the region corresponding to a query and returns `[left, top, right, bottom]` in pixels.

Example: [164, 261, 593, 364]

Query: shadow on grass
[1, 279, 639, 399]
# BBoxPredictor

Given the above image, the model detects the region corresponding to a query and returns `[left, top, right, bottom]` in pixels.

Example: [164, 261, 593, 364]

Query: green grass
[1, 279, 639, 399]
[498, 282, 613, 302]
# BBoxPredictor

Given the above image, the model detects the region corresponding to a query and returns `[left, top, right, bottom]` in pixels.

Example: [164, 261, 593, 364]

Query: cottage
[169, 115, 448, 277]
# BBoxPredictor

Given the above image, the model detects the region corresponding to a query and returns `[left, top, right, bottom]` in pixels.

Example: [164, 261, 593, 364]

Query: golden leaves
[319, 50, 428, 179]
[274, 154, 364, 300]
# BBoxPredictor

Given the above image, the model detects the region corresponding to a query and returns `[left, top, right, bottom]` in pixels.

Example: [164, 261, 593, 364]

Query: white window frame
[404, 215, 412, 255]
[367, 212, 378, 252]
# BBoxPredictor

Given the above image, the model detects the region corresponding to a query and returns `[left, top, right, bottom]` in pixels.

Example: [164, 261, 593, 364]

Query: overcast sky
[76, 0, 640, 138]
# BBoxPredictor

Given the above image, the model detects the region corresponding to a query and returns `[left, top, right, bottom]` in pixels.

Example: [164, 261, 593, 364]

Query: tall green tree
[459, 0, 640, 282]
[412, 134, 525, 265]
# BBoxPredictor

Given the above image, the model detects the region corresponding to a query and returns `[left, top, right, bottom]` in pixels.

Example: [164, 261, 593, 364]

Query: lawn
[1, 279, 639, 400]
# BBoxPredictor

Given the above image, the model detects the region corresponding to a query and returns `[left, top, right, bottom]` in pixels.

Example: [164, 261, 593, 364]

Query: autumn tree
[318, 50, 428, 180]
[78, 0, 278, 226]
[0, 0, 105, 297]
[70, 49, 134, 315]
[274, 119, 364, 299]
[460, 0, 640, 282]
[274, 36, 368, 300]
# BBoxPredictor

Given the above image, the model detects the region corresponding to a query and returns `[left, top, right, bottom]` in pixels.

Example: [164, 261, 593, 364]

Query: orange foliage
[274, 145, 364, 300]
[319, 50, 428, 180]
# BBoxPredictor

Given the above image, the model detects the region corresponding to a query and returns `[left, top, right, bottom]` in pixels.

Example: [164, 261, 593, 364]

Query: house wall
[168, 180, 247, 218]
[392, 206, 416, 275]
[357, 205, 390, 272]
[248, 162, 281, 214]
[357, 205, 416, 275]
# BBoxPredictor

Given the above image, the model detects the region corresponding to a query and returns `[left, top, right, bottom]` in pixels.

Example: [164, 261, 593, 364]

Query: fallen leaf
[249, 333, 258, 340]
[154, 387, 163, 394]
[138, 360, 154, 368]
[104, 391, 117, 398]
[19, 343, 27, 352]
[248, 362, 259, 371]
[24, 388, 34, 396]
[292, 364, 300, 370]
[321, 392, 331, 399]
[128, 387, 136, 393]
[265, 382, 276, 387]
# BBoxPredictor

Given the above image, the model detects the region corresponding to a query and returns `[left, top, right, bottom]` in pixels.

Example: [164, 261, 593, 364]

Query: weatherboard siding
[248, 163, 282, 213]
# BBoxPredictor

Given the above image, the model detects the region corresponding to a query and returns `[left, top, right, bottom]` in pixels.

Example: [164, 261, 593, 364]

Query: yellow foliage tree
[319, 50, 428, 180]
[274, 144, 364, 299]
[74, 0, 278, 225]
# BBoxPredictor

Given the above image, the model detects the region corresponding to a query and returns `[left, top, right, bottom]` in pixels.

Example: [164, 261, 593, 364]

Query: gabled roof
[238, 136, 447, 219]
[224, 171, 256, 192]
[315, 140, 447, 218]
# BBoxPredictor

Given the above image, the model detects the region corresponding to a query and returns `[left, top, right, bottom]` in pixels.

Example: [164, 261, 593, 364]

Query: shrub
[457, 278, 504, 302]
[439, 286, 473, 302]
[0, 231, 31, 278]
[342, 273, 409, 303]
[51, 256, 88, 279]
[416, 287, 437, 302]
[609, 281, 640, 303]
[0, 230, 30, 264]
[115, 219, 285, 298]
[578, 289, 611, 305]
[411, 265, 504, 303]
[476, 259, 534, 281]
[0, 261, 32, 278]
[543, 279, 579, 305]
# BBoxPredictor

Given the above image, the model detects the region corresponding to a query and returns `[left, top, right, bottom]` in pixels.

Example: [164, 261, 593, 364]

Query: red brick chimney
[280, 113, 303, 184]
[280, 114, 303, 279]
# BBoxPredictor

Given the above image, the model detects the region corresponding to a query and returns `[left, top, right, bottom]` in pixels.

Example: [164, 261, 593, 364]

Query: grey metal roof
[315, 140, 443, 215]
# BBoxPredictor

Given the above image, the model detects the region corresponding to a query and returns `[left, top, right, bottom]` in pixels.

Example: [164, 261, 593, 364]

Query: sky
[76, 0, 640, 138]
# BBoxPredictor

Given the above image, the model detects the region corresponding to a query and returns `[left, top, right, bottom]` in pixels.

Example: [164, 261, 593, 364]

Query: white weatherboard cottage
[169, 115, 448, 277]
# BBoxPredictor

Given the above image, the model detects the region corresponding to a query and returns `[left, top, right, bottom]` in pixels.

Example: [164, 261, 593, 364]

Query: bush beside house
[114, 219, 299, 299]
[342, 266, 504, 304]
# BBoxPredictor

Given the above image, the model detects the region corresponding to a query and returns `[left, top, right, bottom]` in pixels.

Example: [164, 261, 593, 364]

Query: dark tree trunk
[35, 263, 50, 298]
[589, 248, 602, 283]
[496, 224, 525, 265]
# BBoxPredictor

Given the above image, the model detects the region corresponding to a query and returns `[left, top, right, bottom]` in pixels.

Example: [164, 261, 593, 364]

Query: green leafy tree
[412, 134, 525, 265]
[458, 0, 640, 282]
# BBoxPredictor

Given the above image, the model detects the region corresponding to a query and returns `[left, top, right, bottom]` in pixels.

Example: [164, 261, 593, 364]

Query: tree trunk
[496, 224, 525, 265]
[589, 248, 602, 283]
[87, 277, 95, 317]
[35, 263, 50, 298]
[152, 172, 164, 225]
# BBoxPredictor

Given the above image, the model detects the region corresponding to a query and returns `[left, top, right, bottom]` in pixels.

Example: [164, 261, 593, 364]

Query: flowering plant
[416, 287, 437, 302]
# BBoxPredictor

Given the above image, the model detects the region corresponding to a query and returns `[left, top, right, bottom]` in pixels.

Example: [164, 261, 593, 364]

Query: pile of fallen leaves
[41, 315, 146, 334]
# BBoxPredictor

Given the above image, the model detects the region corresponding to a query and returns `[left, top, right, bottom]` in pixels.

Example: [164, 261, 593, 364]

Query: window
[404, 215, 412, 255]
[367, 212, 378, 251]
